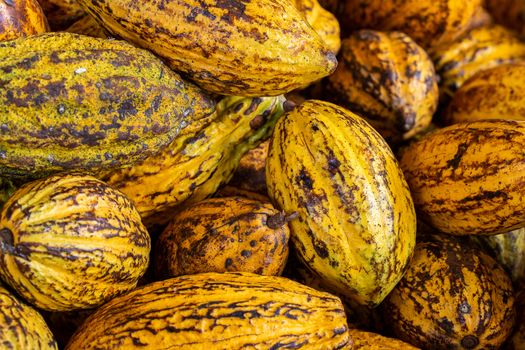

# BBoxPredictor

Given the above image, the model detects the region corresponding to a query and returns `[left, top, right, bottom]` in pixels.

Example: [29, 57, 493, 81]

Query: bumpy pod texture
[267, 100, 416, 307]
[66, 272, 352, 349]
[0, 173, 151, 311]
[399, 120, 525, 235]
[0, 32, 215, 180]
[383, 237, 516, 349]
[77, 0, 337, 96]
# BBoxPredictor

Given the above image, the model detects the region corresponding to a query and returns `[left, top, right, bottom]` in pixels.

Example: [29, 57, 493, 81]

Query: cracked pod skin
[0, 284, 57, 349]
[155, 196, 290, 278]
[104, 95, 286, 227]
[77, 0, 337, 96]
[0, 0, 48, 41]
[266, 100, 416, 307]
[66, 272, 352, 349]
[340, 0, 481, 49]
[399, 120, 525, 235]
[0, 32, 215, 181]
[0, 173, 150, 311]
[382, 237, 516, 350]
[327, 30, 438, 144]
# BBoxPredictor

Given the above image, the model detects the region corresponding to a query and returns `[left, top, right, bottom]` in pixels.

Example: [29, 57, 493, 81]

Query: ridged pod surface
[76, 0, 337, 96]
[65, 15, 108, 38]
[155, 197, 290, 277]
[267, 100, 416, 307]
[382, 237, 516, 349]
[0, 32, 215, 180]
[431, 25, 525, 98]
[399, 120, 525, 235]
[294, 0, 340, 54]
[485, 0, 525, 38]
[348, 329, 419, 349]
[0, 173, 151, 311]
[104, 95, 285, 226]
[66, 272, 352, 349]
[478, 228, 525, 289]
[340, 0, 481, 49]
[0, 0, 48, 41]
[445, 64, 525, 124]
[36, 0, 84, 30]
[229, 139, 268, 195]
[0, 284, 57, 349]
[327, 30, 438, 143]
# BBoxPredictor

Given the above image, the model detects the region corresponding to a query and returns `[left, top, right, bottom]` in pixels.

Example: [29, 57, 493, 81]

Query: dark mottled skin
[383, 236, 516, 350]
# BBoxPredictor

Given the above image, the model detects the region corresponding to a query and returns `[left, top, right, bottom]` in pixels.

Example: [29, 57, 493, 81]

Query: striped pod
[0, 284, 57, 349]
[0, 32, 215, 180]
[267, 100, 416, 307]
[0, 173, 150, 311]
[104, 95, 286, 226]
[0, 0, 49, 41]
[76, 0, 337, 96]
[382, 237, 516, 349]
[399, 119, 525, 235]
[66, 272, 352, 349]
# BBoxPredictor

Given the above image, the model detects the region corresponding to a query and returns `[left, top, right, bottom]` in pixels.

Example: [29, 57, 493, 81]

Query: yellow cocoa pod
[267, 100, 416, 307]
[155, 197, 290, 278]
[0, 173, 151, 311]
[399, 120, 525, 235]
[0, 32, 215, 180]
[76, 0, 337, 96]
[0, 284, 57, 349]
[485, 0, 525, 38]
[431, 25, 525, 98]
[327, 30, 438, 143]
[66, 273, 352, 349]
[0, 0, 48, 41]
[228, 139, 269, 195]
[348, 329, 419, 349]
[65, 14, 108, 38]
[382, 237, 516, 349]
[340, 0, 481, 49]
[294, 0, 341, 54]
[445, 63, 525, 124]
[37, 0, 84, 30]
[104, 95, 286, 227]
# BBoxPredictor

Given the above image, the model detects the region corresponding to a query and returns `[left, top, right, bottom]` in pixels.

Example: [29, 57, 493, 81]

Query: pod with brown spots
[103, 95, 286, 227]
[0, 0, 48, 41]
[399, 119, 525, 235]
[266, 100, 416, 307]
[431, 25, 525, 99]
[0, 173, 151, 311]
[65, 14, 108, 38]
[76, 0, 337, 96]
[382, 236, 516, 349]
[327, 30, 438, 144]
[340, 0, 481, 49]
[0, 284, 57, 349]
[66, 272, 352, 349]
[155, 197, 290, 278]
[0, 32, 215, 181]
[36, 0, 84, 30]
[444, 64, 525, 124]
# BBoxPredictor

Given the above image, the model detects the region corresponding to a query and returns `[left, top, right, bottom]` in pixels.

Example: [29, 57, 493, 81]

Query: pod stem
[267, 211, 298, 229]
